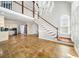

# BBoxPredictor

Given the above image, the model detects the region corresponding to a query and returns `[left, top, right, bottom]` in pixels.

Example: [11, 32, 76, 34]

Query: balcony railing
[0, 1, 12, 10]
[0, 1, 59, 40]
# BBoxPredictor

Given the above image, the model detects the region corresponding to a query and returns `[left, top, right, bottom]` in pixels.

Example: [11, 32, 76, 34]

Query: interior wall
[4, 19, 26, 34]
[4, 19, 38, 35]
[71, 2, 79, 56]
[44, 1, 71, 28]
[12, 2, 22, 13]
[0, 1, 38, 36]
[0, 16, 4, 27]
[42, 1, 71, 36]
[27, 22, 38, 35]
[12, 1, 33, 17]
[71, 2, 79, 42]
[24, 8, 33, 17]
[4, 19, 18, 28]
[39, 2, 71, 40]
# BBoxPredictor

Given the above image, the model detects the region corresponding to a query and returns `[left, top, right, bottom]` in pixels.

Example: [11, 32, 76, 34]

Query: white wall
[12, 2, 22, 13]
[4, 19, 18, 28]
[39, 2, 71, 40]
[27, 22, 38, 35]
[16, 1, 22, 4]
[12, 1, 33, 17]
[24, 8, 33, 17]
[43, 2, 71, 28]
[0, 1, 33, 17]
[24, 1, 33, 17]
[0, 16, 4, 27]
[31, 23, 38, 34]
[4, 19, 26, 34]
[46, 2, 71, 37]
[20, 25, 25, 34]
[4, 19, 38, 35]
[71, 2, 79, 56]
[0, 1, 37, 36]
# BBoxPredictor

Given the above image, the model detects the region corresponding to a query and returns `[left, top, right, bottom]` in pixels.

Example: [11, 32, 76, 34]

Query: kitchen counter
[0, 31, 8, 42]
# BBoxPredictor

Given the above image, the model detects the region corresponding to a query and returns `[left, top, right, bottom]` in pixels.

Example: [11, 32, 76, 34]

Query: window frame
[1, 1, 12, 10]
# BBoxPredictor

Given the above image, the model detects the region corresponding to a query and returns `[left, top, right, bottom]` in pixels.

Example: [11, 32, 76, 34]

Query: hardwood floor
[0, 35, 78, 58]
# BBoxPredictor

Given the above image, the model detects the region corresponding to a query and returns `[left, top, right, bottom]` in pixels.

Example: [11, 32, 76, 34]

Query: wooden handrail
[22, 1, 24, 14]
[33, 1, 35, 18]
[35, 2, 59, 40]
[12, 1, 59, 39]
[13, 1, 33, 12]
[39, 16, 58, 29]
[13, 1, 57, 29]
[35, 2, 58, 29]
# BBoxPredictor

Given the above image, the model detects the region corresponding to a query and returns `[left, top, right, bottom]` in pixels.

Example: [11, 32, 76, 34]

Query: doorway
[20, 25, 27, 35]
[59, 15, 72, 43]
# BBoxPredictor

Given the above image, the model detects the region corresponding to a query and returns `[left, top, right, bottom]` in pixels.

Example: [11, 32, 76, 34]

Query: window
[1, 1, 12, 10]
[60, 15, 70, 35]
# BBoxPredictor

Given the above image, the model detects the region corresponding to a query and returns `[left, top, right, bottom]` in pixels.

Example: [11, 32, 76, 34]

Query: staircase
[34, 18, 58, 40]
[34, 19, 58, 39]
[32, 2, 73, 45]
[33, 17, 73, 46]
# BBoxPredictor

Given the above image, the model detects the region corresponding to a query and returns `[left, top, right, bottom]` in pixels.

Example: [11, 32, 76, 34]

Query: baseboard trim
[50, 39, 74, 47]
[40, 38, 74, 47]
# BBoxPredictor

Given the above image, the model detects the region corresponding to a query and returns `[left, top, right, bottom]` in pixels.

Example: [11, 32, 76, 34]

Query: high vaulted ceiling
[0, 1, 72, 24]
